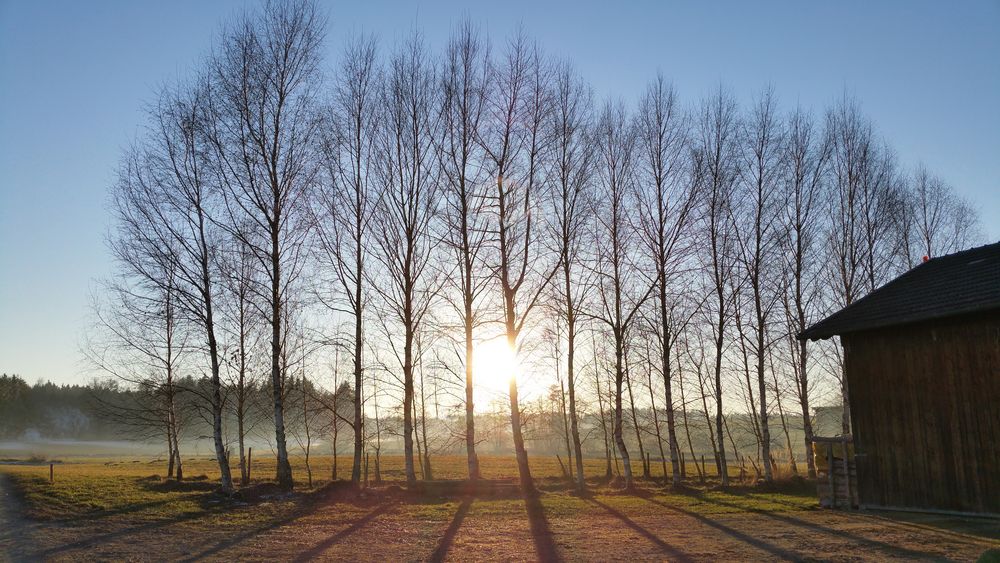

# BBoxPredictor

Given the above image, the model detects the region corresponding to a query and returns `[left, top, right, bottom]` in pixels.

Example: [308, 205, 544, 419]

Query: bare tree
[547, 61, 595, 492]
[219, 230, 266, 486]
[316, 34, 380, 487]
[480, 33, 557, 494]
[896, 164, 981, 266]
[635, 75, 697, 486]
[780, 106, 831, 478]
[87, 268, 187, 481]
[589, 100, 654, 489]
[733, 87, 784, 483]
[109, 82, 235, 491]
[694, 86, 740, 486]
[207, 0, 324, 489]
[436, 21, 491, 480]
[371, 32, 440, 486]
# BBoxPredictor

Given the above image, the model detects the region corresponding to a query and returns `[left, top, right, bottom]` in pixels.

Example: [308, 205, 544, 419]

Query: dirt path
[0, 473, 34, 562]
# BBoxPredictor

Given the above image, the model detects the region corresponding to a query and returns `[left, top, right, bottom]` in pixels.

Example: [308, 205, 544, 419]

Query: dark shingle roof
[800, 241, 1000, 340]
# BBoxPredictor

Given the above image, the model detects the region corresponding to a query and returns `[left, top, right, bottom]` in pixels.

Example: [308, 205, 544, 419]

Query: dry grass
[1, 455, 997, 561]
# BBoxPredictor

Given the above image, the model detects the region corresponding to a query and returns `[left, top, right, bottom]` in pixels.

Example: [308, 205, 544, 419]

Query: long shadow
[290, 503, 395, 562]
[40, 507, 224, 559]
[524, 494, 561, 563]
[639, 496, 801, 561]
[855, 511, 1000, 542]
[51, 497, 179, 525]
[686, 493, 939, 559]
[178, 501, 327, 562]
[428, 497, 474, 563]
[586, 498, 693, 562]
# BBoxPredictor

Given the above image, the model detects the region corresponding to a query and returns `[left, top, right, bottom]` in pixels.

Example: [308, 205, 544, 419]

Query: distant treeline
[0, 373, 844, 475]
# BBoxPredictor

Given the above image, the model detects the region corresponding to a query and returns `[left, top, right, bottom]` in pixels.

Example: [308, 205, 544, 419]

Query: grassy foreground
[1, 455, 997, 561]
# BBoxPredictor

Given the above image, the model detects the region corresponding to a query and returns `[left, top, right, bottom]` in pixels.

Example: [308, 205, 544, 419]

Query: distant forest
[71, 0, 981, 493]
[0, 373, 845, 477]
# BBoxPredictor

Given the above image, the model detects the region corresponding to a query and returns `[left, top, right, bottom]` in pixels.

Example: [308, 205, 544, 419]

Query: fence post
[826, 443, 835, 509]
[49, 463, 53, 483]
[247, 447, 252, 482]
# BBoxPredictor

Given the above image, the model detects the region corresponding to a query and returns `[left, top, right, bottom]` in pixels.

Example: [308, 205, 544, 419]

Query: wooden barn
[801, 242, 1000, 515]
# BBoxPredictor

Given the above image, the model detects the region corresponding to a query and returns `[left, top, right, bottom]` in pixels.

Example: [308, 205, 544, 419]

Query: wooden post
[247, 447, 252, 483]
[680, 452, 686, 479]
[701, 455, 706, 478]
[49, 463, 53, 483]
[841, 441, 852, 509]
[827, 443, 835, 509]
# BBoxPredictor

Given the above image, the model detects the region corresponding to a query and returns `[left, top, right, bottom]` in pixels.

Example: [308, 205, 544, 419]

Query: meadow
[2, 454, 998, 561]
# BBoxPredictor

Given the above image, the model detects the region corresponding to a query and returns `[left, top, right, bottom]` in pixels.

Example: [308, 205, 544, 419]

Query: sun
[472, 338, 520, 402]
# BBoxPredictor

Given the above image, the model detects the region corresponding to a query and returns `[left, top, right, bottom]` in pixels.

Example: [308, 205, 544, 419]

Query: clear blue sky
[1, 0, 998, 385]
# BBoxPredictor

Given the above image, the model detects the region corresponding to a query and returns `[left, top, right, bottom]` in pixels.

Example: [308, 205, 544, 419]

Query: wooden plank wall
[843, 314, 1000, 514]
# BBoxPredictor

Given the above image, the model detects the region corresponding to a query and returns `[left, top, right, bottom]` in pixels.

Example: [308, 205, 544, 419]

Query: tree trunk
[403, 331, 416, 486]
[565, 272, 586, 492]
[271, 228, 293, 490]
[238, 394, 247, 485]
[166, 425, 175, 479]
[661, 336, 681, 486]
[614, 336, 633, 488]
[352, 277, 364, 487]
[645, 360, 669, 482]
[799, 339, 816, 478]
[464, 313, 479, 480]
[508, 331, 534, 494]
[713, 318, 729, 486]
[559, 374, 574, 482]
[624, 352, 647, 480]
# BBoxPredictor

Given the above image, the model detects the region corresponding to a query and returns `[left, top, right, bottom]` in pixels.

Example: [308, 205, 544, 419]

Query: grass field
[1, 454, 998, 561]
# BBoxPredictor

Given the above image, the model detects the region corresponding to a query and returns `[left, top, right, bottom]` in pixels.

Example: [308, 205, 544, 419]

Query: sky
[1, 0, 998, 386]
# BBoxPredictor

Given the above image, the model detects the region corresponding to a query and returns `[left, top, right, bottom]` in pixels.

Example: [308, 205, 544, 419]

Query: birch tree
[780, 106, 830, 478]
[437, 22, 491, 480]
[635, 75, 697, 486]
[316, 34, 380, 487]
[547, 61, 595, 492]
[590, 100, 653, 490]
[372, 32, 440, 486]
[733, 87, 784, 483]
[480, 33, 557, 494]
[208, 0, 324, 489]
[694, 86, 740, 486]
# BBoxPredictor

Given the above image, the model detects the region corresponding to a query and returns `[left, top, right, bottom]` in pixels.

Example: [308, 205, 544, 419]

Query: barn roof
[800, 241, 1000, 340]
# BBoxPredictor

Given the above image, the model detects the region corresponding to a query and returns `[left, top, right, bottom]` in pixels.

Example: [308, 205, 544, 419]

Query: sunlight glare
[473, 339, 520, 400]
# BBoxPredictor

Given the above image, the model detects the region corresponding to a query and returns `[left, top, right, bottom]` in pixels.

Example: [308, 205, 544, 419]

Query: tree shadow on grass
[176, 504, 316, 562]
[428, 497, 474, 563]
[637, 495, 802, 561]
[683, 493, 961, 560]
[49, 497, 184, 526]
[290, 502, 396, 562]
[585, 497, 694, 562]
[855, 511, 1000, 542]
[524, 493, 561, 563]
[39, 506, 226, 560]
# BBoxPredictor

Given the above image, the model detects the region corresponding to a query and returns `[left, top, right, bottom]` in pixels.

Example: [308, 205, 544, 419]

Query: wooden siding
[843, 314, 1000, 514]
